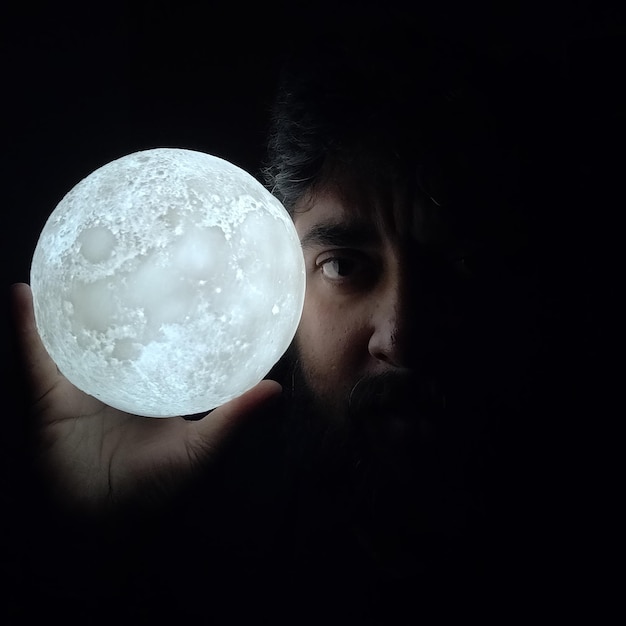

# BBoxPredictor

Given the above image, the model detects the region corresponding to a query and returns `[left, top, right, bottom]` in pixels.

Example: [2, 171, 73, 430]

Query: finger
[190, 379, 283, 450]
[10, 282, 63, 401]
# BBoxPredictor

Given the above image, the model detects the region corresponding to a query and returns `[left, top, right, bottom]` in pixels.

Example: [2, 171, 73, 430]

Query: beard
[270, 345, 504, 577]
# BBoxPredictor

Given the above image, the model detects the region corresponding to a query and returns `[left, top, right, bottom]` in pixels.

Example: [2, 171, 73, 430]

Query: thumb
[188, 379, 283, 453]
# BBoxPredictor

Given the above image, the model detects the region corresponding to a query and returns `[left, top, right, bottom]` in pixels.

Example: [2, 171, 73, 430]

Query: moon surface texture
[31, 148, 305, 417]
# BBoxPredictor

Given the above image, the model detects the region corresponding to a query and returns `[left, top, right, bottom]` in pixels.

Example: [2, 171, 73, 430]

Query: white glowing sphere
[30, 148, 305, 417]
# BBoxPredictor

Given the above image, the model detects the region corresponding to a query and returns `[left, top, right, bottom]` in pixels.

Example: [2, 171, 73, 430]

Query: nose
[367, 277, 414, 368]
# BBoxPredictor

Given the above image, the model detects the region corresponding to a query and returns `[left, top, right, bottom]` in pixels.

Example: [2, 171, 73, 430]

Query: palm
[12, 283, 281, 510]
[35, 376, 198, 508]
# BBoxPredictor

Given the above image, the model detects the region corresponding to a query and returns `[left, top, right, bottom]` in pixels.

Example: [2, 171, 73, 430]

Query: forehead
[293, 181, 460, 253]
[292, 168, 528, 259]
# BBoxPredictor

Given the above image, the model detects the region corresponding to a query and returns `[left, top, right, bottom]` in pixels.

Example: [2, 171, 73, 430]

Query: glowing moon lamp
[30, 148, 305, 417]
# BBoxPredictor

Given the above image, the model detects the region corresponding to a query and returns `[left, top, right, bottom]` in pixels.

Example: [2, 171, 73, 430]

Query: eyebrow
[299, 221, 380, 249]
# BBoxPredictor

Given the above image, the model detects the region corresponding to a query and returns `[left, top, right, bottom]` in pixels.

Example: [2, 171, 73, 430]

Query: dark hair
[262, 27, 516, 217]
[261, 20, 573, 271]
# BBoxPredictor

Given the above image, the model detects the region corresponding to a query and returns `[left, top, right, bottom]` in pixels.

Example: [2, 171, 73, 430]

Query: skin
[10, 282, 282, 511]
[287, 173, 537, 490]
[295, 191, 413, 402]
[285, 182, 492, 569]
[10, 172, 530, 513]
[10, 177, 422, 509]
[292, 180, 471, 425]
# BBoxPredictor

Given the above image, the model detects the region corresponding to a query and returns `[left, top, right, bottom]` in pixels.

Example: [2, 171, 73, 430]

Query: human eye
[319, 256, 357, 280]
[315, 251, 376, 288]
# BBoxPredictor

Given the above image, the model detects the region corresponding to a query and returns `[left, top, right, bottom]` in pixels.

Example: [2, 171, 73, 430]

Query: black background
[2, 0, 623, 285]
[1, 1, 623, 622]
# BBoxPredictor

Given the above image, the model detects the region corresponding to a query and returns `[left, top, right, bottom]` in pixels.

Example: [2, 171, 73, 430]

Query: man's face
[290, 179, 536, 475]
[293, 187, 430, 446]
[286, 179, 541, 565]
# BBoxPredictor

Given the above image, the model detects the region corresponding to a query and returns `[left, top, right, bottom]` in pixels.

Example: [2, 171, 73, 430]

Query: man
[10, 27, 569, 624]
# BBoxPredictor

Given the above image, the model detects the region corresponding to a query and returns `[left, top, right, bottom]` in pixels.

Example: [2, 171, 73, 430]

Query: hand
[10, 283, 282, 512]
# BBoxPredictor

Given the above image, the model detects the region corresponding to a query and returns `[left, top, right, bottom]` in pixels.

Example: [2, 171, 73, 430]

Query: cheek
[295, 295, 369, 399]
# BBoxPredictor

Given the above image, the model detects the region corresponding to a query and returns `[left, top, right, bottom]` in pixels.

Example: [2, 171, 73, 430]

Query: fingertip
[256, 378, 284, 398]
[192, 379, 283, 444]
[10, 282, 31, 298]
[227, 379, 283, 415]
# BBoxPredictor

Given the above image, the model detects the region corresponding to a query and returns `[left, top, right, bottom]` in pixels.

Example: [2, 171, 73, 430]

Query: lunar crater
[31, 148, 305, 417]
